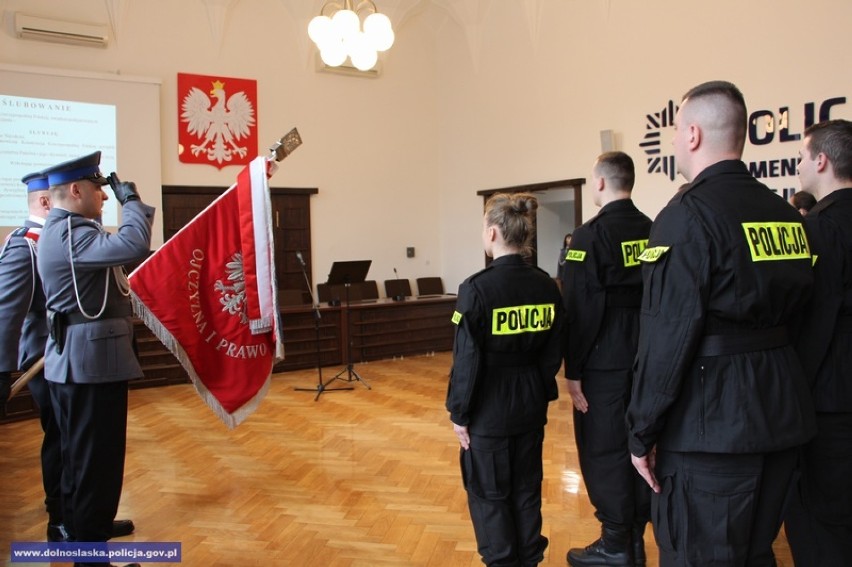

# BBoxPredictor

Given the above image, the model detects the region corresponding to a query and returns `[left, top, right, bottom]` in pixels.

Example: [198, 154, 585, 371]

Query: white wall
[433, 0, 852, 290]
[0, 0, 443, 289]
[3, 0, 851, 294]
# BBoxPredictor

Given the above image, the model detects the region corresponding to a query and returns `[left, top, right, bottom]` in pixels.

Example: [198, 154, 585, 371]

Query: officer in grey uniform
[0, 172, 63, 537]
[38, 151, 152, 567]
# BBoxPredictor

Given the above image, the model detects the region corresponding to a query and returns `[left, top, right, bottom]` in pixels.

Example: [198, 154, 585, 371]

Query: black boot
[47, 522, 70, 542]
[566, 526, 633, 566]
[632, 523, 647, 567]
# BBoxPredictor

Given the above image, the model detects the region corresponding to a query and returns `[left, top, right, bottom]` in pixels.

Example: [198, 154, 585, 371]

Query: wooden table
[275, 295, 456, 372]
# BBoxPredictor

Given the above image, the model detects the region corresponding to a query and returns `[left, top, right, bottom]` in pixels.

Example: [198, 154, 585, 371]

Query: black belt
[696, 326, 788, 357]
[605, 293, 641, 309]
[48, 304, 131, 355]
[484, 351, 537, 367]
[61, 304, 133, 326]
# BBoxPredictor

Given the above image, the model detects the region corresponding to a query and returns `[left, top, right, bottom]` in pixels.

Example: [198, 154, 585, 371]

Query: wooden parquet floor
[1, 352, 794, 566]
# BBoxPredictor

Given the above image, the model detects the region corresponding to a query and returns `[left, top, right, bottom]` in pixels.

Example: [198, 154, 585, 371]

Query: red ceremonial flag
[130, 156, 283, 428]
[177, 72, 258, 169]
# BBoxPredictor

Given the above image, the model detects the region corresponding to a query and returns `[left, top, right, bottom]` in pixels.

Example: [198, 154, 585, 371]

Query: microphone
[392, 267, 405, 301]
[296, 251, 305, 267]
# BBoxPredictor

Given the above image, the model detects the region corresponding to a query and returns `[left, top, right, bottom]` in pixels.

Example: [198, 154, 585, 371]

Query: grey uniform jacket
[0, 219, 48, 373]
[37, 201, 155, 384]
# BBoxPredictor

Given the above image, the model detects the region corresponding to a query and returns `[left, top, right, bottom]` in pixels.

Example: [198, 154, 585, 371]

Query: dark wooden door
[162, 186, 317, 300]
[271, 193, 312, 295]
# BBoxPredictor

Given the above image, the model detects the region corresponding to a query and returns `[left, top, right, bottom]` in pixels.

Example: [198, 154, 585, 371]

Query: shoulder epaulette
[467, 263, 494, 282]
[531, 264, 553, 277]
[3, 226, 39, 243]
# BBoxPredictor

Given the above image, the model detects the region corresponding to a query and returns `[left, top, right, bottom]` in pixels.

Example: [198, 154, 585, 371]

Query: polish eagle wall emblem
[177, 73, 259, 169]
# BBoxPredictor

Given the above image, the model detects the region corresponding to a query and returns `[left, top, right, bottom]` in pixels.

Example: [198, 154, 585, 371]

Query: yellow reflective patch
[812, 254, 818, 267]
[638, 246, 670, 263]
[451, 311, 462, 325]
[492, 304, 554, 335]
[566, 250, 586, 262]
[742, 222, 811, 262]
[621, 239, 649, 267]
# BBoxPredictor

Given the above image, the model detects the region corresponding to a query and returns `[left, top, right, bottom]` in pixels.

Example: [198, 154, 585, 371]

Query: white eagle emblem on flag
[214, 252, 249, 325]
[181, 80, 256, 164]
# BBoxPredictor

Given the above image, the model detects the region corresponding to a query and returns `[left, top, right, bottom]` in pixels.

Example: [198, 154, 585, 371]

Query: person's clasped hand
[453, 423, 470, 450]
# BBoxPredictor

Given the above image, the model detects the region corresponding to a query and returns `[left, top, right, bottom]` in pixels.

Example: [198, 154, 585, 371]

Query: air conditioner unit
[15, 13, 109, 48]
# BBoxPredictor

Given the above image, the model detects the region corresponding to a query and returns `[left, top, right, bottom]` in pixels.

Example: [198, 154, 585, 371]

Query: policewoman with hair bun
[446, 192, 566, 567]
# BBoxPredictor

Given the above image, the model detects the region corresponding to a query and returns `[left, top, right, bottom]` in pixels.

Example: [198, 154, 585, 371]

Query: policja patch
[741, 222, 811, 261]
[637, 246, 670, 263]
[491, 304, 555, 335]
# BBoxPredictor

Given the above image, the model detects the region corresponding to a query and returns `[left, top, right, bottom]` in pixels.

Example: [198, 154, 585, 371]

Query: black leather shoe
[111, 519, 135, 538]
[50, 519, 134, 541]
[47, 522, 70, 542]
[567, 538, 632, 567]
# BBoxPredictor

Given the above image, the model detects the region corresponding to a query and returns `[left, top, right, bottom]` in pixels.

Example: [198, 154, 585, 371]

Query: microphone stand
[391, 268, 405, 302]
[293, 252, 353, 401]
[330, 277, 371, 389]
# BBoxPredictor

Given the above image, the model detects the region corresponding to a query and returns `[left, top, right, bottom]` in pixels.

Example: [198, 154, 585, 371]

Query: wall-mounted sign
[639, 94, 849, 199]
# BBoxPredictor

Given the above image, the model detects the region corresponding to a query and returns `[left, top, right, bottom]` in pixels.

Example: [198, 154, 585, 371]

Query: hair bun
[513, 195, 537, 214]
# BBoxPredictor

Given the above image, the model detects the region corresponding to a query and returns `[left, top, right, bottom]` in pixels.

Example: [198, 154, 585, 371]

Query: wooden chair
[359, 280, 379, 300]
[317, 283, 346, 303]
[416, 277, 444, 296]
[384, 278, 412, 299]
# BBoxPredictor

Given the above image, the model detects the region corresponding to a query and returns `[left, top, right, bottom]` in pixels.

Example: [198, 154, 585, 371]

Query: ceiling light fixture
[308, 0, 394, 72]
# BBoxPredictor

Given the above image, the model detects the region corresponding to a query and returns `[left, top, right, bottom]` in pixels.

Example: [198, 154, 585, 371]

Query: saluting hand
[107, 173, 140, 205]
[567, 379, 588, 413]
[453, 423, 470, 450]
[632, 447, 661, 494]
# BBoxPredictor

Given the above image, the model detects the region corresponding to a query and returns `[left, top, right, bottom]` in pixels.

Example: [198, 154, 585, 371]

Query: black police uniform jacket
[0, 220, 48, 374]
[797, 187, 852, 412]
[626, 160, 816, 457]
[446, 254, 566, 436]
[562, 199, 652, 379]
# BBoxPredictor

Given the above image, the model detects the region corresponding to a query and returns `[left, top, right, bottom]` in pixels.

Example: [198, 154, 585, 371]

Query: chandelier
[308, 0, 395, 72]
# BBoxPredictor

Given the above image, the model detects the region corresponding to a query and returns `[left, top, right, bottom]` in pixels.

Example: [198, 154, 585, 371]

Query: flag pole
[7, 134, 307, 406]
[9, 357, 45, 398]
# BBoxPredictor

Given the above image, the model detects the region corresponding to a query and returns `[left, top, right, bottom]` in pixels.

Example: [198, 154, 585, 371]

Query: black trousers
[784, 412, 852, 567]
[573, 368, 650, 533]
[26, 368, 63, 522]
[652, 448, 797, 567]
[461, 428, 548, 567]
[49, 380, 128, 542]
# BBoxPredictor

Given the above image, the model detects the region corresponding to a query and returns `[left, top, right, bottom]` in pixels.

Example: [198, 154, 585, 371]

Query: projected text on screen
[0, 94, 117, 225]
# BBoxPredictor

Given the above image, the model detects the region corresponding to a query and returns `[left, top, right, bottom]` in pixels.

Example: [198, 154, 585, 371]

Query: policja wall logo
[639, 99, 679, 181]
[638, 93, 848, 192]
